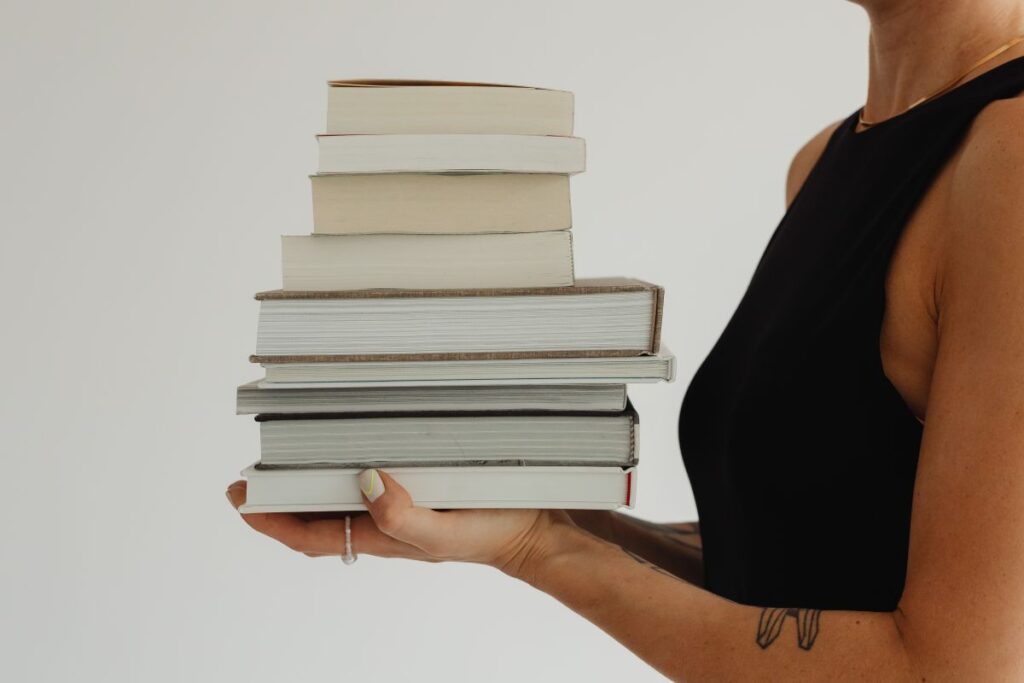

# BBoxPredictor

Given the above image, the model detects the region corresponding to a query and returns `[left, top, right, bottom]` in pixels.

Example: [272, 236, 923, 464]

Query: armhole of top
[786, 116, 852, 209]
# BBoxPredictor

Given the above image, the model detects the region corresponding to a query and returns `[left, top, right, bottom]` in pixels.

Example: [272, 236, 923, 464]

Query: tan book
[281, 232, 574, 291]
[311, 173, 571, 234]
[251, 277, 664, 363]
[326, 80, 574, 135]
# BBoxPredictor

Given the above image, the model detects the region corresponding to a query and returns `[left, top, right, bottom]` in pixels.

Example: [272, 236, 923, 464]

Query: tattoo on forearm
[756, 608, 822, 651]
[621, 548, 686, 582]
[626, 517, 704, 552]
[662, 523, 702, 551]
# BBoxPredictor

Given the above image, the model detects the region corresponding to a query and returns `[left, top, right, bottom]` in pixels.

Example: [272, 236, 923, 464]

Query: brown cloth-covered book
[251, 277, 664, 364]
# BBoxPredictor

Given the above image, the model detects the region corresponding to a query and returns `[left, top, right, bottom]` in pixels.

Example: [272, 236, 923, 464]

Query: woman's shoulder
[785, 119, 845, 206]
[946, 96, 1024, 230]
[955, 95, 1024, 181]
[940, 95, 1024, 306]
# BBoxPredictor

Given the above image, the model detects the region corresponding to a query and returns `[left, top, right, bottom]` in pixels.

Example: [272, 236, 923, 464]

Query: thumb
[359, 469, 456, 557]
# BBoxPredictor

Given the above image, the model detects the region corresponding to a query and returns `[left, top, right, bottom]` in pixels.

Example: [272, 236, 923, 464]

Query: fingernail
[359, 469, 384, 502]
[225, 489, 235, 507]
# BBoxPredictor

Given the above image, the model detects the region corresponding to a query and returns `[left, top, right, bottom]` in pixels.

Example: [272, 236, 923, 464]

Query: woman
[227, 0, 1024, 678]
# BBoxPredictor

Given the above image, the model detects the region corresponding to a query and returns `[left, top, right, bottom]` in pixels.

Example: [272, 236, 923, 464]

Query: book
[251, 278, 664, 362]
[310, 173, 571, 235]
[325, 80, 573, 135]
[254, 406, 637, 468]
[317, 134, 585, 174]
[259, 347, 676, 386]
[237, 381, 628, 414]
[281, 232, 574, 291]
[240, 464, 636, 513]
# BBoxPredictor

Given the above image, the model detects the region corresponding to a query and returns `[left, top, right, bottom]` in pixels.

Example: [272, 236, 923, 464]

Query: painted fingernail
[359, 469, 385, 502]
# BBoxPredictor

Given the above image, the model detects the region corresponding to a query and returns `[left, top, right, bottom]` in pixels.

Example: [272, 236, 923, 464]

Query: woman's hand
[225, 469, 573, 577]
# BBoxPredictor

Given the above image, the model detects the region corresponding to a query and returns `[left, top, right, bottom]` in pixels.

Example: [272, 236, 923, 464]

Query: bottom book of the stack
[240, 465, 636, 513]
[239, 405, 638, 513]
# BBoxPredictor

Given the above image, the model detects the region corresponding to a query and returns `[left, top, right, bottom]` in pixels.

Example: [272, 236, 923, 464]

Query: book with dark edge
[250, 277, 664, 363]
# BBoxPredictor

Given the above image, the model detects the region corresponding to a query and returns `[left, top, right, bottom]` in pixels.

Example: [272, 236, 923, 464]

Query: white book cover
[259, 347, 677, 386]
[236, 381, 628, 414]
[280, 232, 574, 291]
[240, 465, 637, 513]
[316, 134, 586, 174]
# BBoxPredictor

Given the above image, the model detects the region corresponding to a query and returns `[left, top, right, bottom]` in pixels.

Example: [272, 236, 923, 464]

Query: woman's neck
[862, 0, 1024, 121]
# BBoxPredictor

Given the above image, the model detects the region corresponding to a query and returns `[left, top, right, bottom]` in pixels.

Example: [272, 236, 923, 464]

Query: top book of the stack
[325, 80, 574, 135]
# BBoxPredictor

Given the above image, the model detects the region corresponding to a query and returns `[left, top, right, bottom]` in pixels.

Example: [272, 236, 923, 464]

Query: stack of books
[237, 80, 673, 512]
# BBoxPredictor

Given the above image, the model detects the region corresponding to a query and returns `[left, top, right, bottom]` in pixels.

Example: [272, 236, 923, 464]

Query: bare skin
[228, 1, 1024, 679]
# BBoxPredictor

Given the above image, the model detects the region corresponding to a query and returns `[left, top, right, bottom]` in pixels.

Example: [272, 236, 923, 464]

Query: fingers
[359, 470, 458, 557]
[226, 480, 246, 508]
[225, 480, 430, 559]
[227, 480, 319, 551]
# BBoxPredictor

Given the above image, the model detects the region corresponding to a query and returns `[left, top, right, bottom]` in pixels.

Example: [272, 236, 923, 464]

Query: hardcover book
[251, 278, 664, 363]
[254, 405, 638, 468]
[240, 465, 636, 513]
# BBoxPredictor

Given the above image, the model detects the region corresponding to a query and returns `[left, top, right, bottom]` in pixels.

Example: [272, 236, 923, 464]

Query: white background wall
[0, 1, 869, 680]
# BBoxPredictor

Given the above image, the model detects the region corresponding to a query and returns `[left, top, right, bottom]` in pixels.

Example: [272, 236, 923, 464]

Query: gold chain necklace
[858, 35, 1024, 129]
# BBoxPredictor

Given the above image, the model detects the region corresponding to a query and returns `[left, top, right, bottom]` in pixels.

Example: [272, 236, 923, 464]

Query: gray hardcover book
[254, 404, 638, 469]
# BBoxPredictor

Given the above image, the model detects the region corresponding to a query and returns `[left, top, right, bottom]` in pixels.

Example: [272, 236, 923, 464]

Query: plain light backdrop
[1, 1, 868, 680]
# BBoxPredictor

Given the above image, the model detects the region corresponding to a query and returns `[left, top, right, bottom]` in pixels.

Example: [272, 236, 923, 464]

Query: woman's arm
[227, 470, 913, 681]
[226, 106, 1024, 681]
[568, 512, 703, 585]
[516, 523, 912, 681]
[522, 103, 1024, 681]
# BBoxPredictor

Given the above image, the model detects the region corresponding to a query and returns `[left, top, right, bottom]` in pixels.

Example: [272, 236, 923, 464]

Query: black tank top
[677, 58, 1024, 612]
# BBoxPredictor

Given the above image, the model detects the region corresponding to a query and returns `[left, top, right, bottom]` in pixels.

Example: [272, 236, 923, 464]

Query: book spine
[650, 286, 665, 354]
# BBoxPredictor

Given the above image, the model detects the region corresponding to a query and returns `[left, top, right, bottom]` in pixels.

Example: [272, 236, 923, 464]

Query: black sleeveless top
[677, 58, 1024, 612]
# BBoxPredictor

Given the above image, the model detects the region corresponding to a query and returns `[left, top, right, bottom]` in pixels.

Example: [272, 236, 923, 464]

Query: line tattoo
[627, 517, 704, 552]
[756, 608, 822, 651]
[621, 548, 685, 582]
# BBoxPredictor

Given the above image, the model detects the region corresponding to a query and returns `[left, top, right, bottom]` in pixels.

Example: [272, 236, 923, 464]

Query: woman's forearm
[567, 511, 704, 586]
[513, 523, 916, 683]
